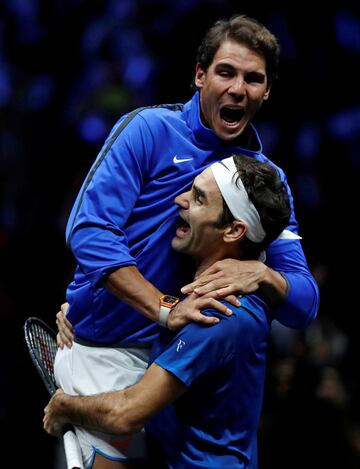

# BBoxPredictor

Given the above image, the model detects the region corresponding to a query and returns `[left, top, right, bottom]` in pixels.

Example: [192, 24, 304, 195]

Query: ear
[194, 64, 206, 89]
[263, 84, 271, 101]
[222, 221, 247, 244]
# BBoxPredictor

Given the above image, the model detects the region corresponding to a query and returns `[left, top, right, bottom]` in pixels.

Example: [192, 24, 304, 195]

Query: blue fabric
[146, 295, 270, 468]
[65, 92, 319, 344]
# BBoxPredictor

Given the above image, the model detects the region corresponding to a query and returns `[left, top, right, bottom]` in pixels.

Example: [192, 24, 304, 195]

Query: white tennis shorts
[54, 342, 150, 468]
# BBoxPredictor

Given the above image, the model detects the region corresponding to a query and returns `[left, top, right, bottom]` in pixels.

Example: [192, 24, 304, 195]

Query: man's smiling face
[172, 167, 225, 260]
[195, 40, 270, 142]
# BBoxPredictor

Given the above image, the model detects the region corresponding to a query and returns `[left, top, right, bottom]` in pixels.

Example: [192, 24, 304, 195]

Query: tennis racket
[24, 317, 84, 469]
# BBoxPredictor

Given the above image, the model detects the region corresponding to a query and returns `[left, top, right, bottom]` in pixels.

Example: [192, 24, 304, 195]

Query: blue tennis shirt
[146, 295, 270, 468]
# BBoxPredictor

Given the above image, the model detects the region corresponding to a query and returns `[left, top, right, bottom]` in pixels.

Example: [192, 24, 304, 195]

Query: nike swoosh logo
[173, 155, 193, 164]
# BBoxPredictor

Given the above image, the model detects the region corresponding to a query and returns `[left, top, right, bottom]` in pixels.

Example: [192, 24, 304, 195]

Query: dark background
[1, 0, 359, 467]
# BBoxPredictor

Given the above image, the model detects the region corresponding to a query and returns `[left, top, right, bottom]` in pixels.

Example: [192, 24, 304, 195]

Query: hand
[56, 302, 74, 349]
[167, 292, 233, 331]
[43, 389, 67, 437]
[181, 259, 267, 298]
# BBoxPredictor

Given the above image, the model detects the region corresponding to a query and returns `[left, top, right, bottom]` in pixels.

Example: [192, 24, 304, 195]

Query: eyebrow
[193, 184, 207, 201]
[215, 62, 266, 81]
[215, 62, 235, 71]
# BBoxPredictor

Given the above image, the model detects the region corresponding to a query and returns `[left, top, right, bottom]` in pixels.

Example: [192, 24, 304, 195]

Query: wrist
[258, 266, 288, 307]
[258, 263, 271, 285]
[158, 295, 180, 328]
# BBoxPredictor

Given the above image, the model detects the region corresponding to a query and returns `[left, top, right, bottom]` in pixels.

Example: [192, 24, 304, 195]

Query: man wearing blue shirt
[45, 154, 291, 468]
[54, 14, 319, 467]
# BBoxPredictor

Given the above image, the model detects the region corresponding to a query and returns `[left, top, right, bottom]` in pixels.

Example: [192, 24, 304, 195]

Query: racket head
[23, 317, 58, 396]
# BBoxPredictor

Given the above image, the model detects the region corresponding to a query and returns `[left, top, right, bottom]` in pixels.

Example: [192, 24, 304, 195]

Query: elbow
[109, 415, 144, 436]
[274, 273, 320, 329]
[107, 399, 146, 436]
[120, 420, 143, 435]
[67, 226, 85, 256]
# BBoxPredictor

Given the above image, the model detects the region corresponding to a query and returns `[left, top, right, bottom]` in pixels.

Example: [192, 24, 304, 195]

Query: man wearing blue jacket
[54, 14, 319, 467]
[45, 154, 292, 468]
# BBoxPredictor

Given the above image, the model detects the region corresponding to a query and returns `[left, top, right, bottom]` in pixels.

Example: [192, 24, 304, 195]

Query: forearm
[273, 271, 319, 328]
[264, 236, 320, 328]
[180, 258, 316, 325]
[104, 265, 162, 322]
[52, 389, 143, 435]
[258, 266, 288, 308]
[44, 365, 186, 437]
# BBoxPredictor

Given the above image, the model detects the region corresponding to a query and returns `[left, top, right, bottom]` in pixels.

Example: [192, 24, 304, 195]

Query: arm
[181, 245, 318, 329]
[181, 259, 286, 308]
[57, 286, 233, 348]
[105, 266, 233, 324]
[181, 168, 320, 329]
[43, 363, 186, 437]
[266, 237, 319, 328]
[65, 113, 151, 289]
[64, 115, 230, 333]
[57, 266, 168, 347]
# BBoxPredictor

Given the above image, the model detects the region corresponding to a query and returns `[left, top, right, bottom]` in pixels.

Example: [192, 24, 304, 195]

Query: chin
[172, 238, 187, 254]
[214, 125, 243, 141]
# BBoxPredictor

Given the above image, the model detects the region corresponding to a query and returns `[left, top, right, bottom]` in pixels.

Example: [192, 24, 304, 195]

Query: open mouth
[175, 215, 191, 238]
[220, 106, 244, 126]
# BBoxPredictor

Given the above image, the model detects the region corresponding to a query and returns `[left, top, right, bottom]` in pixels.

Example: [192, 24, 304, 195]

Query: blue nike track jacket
[65, 92, 319, 344]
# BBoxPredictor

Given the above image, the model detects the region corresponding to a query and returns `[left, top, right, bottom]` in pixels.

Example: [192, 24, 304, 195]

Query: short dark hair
[214, 154, 291, 260]
[195, 14, 280, 89]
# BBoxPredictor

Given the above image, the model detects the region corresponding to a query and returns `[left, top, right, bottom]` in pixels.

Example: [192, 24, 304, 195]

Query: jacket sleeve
[266, 238, 319, 328]
[65, 112, 152, 287]
[266, 169, 320, 329]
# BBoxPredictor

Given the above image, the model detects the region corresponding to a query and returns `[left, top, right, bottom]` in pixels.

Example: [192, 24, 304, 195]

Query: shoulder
[121, 103, 185, 135]
[104, 103, 184, 148]
[180, 298, 269, 349]
[135, 102, 184, 122]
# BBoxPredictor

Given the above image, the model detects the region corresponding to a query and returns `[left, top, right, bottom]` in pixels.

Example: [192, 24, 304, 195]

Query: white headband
[210, 157, 266, 243]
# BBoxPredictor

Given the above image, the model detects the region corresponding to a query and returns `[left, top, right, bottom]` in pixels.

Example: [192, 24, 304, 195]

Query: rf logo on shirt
[176, 339, 186, 352]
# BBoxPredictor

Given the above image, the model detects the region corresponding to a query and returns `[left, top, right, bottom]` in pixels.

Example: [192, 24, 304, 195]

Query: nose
[175, 190, 190, 208]
[228, 77, 246, 98]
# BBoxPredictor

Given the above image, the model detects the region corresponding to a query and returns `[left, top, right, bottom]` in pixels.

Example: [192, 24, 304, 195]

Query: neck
[194, 247, 241, 278]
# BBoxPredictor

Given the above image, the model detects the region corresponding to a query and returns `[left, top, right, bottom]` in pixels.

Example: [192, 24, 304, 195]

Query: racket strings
[24, 317, 85, 468]
[31, 323, 57, 384]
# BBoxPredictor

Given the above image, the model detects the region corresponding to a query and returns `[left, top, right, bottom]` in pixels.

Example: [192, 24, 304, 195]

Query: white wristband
[158, 305, 171, 328]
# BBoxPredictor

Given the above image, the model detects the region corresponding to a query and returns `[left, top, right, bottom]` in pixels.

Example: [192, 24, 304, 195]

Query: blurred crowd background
[1, 0, 359, 467]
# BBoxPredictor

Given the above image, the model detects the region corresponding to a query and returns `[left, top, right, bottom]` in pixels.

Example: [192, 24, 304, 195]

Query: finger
[181, 279, 208, 294]
[57, 316, 74, 339]
[167, 312, 219, 330]
[193, 279, 227, 296]
[181, 274, 222, 295]
[190, 312, 220, 326]
[200, 298, 233, 316]
[56, 310, 64, 322]
[202, 289, 241, 305]
[56, 324, 73, 348]
[201, 288, 240, 304]
[56, 332, 64, 349]
[223, 294, 241, 307]
[56, 309, 74, 333]
[181, 283, 194, 294]
[64, 316, 73, 331]
[61, 302, 70, 314]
